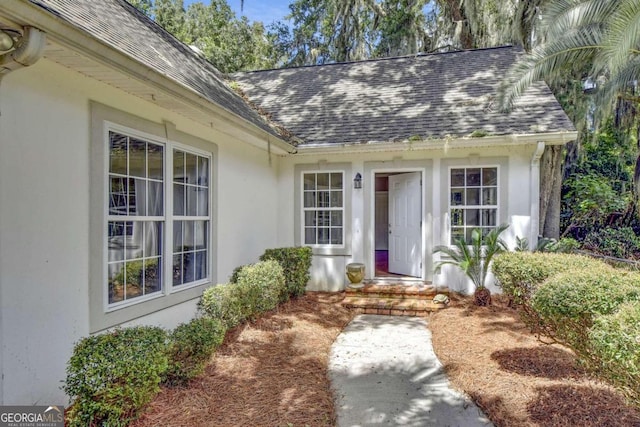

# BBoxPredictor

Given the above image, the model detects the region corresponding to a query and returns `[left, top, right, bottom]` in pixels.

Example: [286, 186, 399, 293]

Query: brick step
[342, 296, 448, 317]
[345, 283, 449, 300]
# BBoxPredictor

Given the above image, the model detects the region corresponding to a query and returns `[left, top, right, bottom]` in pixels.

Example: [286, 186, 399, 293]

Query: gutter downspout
[530, 141, 546, 249]
[0, 27, 46, 75]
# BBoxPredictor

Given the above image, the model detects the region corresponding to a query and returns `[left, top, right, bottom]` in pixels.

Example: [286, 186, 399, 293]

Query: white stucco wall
[0, 59, 281, 404]
[279, 145, 538, 293]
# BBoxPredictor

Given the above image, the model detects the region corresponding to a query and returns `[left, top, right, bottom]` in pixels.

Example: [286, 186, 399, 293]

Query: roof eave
[3, 0, 296, 155]
[294, 131, 578, 155]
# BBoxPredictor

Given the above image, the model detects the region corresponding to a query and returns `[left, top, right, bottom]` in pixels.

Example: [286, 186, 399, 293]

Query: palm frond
[603, 0, 640, 76]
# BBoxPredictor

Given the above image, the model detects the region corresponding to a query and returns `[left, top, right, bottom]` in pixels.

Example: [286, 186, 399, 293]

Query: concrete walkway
[329, 315, 493, 427]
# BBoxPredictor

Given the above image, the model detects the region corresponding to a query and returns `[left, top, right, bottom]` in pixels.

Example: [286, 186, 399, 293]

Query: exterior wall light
[354, 172, 362, 189]
[0, 29, 17, 52]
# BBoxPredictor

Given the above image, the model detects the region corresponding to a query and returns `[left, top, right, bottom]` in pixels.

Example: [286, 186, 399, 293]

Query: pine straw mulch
[429, 293, 640, 427]
[131, 293, 354, 427]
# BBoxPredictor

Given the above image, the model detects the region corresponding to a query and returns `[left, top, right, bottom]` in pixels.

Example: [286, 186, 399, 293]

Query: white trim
[300, 170, 346, 249]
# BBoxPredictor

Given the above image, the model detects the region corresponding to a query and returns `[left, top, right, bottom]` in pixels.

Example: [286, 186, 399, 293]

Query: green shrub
[531, 268, 640, 358]
[236, 260, 285, 312]
[198, 283, 252, 328]
[229, 264, 249, 284]
[589, 302, 640, 404]
[583, 227, 640, 260]
[64, 326, 169, 427]
[260, 247, 312, 299]
[553, 237, 581, 253]
[164, 317, 226, 386]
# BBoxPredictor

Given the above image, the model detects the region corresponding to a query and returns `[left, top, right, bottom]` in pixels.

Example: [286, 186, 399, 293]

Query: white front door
[388, 172, 422, 277]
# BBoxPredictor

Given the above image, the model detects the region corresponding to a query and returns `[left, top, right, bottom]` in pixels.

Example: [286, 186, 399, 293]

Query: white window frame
[301, 170, 346, 248]
[90, 102, 217, 333]
[447, 165, 500, 245]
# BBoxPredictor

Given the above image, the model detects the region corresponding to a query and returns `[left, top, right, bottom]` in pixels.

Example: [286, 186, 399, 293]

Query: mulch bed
[132, 292, 354, 427]
[429, 293, 640, 427]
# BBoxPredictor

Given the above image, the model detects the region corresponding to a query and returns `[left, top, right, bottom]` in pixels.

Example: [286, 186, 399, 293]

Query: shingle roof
[29, 0, 283, 140]
[233, 46, 576, 146]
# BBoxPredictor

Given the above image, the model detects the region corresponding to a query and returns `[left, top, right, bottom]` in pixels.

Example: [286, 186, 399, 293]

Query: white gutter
[1, 0, 296, 155]
[295, 131, 577, 155]
[530, 141, 546, 248]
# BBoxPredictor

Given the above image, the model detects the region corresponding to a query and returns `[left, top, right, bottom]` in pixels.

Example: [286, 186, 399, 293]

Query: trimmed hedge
[199, 260, 286, 327]
[589, 302, 640, 403]
[64, 326, 169, 427]
[164, 317, 227, 386]
[260, 246, 312, 298]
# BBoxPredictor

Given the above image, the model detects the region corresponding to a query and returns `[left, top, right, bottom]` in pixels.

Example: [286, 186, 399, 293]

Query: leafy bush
[589, 302, 640, 404]
[583, 227, 640, 260]
[236, 260, 285, 312]
[64, 326, 168, 427]
[553, 237, 581, 253]
[531, 268, 640, 358]
[198, 283, 252, 328]
[229, 264, 249, 284]
[164, 317, 227, 386]
[260, 247, 312, 299]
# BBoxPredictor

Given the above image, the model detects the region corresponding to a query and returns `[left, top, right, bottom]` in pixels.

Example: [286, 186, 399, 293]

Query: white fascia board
[1, 0, 296, 155]
[294, 131, 578, 156]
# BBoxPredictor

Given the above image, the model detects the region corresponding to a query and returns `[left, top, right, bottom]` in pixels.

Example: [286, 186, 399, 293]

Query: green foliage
[198, 283, 251, 328]
[531, 268, 640, 360]
[260, 246, 312, 298]
[434, 225, 509, 294]
[583, 227, 640, 260]
[229, 264, 248, 284]
[164, 317, 226, 386]
[554, 237, 581, 253]
[236, 260, 285, 312]
[64, 327, 169, 427]
[589, 302, 640, 404]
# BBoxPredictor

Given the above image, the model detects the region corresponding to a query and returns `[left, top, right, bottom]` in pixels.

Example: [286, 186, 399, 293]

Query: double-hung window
[303, 172, 344, 246]
[106, 129, 211, 308]
[449, 167, 498, 244]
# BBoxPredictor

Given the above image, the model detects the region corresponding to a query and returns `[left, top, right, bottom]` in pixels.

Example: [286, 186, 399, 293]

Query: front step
[342, 282, 450, 317]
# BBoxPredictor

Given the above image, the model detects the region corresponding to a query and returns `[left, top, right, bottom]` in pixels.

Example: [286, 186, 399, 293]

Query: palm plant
[434, 224, 509, 306]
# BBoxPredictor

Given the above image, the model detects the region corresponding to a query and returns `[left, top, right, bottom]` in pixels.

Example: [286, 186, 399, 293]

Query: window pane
[330, 173, 343, 189]
[183, 253, 194, 283]
[197, 189, 208, 216]
[331, 211, 343, 227]
[482, 209, 497, 226]
[451, 228, 464, 243]
[148, 143, 164, 180]
[466, 188, 480, 205]
[183, 220, 195, 250]
[451, 188, 464, 206]
[466, 209, 480, 226]
[318, 211, 330, 226]
[451, 169, 465, 186]
[330, 228, 343, 244]
[466, 168, 481, 186]
[108, 221, 125, 262]
[125, 222, 142, 260]
[465, 228, 475, 244]
[147, 181, 163, 216]
[331, 191, 343, 208]
[197, 156, 209, 187]
[109, 177, 128, 215]
[185, 153, 198, 185]
[186, 186, 198, 216]
[304, 228, 316, 245]
[173, 220, 184, 253]
[195, 251, 207, 281]
[317, 191, 330, 207]
[451, 209, 463, 226]
[482, 168, 497, 186]
[124, 261, 143, 299]
[143, 258, 161, 295]
[482, 188, 497, 205]
[173, 150, 185, 181]
[129, 139, 147, 178]
[143, 222, 162, 258]
[173, 183, 185, 216]
[316, 173, 329, 190]
[130, 178, 147, 216]
[109, 132, 128, 175]
[303, 191, 315, 208]
[304, 211, 315, 227]
[172, 254, 183, 286]
[318, 228, 330, 244]
[303, 174, 316, 190]
[195, 221, 207, 249]
[108, 262, 125, 303]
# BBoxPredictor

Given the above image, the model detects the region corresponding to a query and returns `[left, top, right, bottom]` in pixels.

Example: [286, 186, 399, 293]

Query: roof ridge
[235, 45, 518, 75]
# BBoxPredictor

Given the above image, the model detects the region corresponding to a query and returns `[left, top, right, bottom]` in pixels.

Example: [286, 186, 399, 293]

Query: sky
[183, 0, 292, 25]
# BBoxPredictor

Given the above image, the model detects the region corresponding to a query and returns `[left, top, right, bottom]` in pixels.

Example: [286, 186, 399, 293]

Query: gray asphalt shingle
[233, 46, 576, 146]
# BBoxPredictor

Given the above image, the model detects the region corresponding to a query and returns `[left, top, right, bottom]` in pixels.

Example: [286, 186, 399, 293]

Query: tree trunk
[539, 145, 563, 239]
